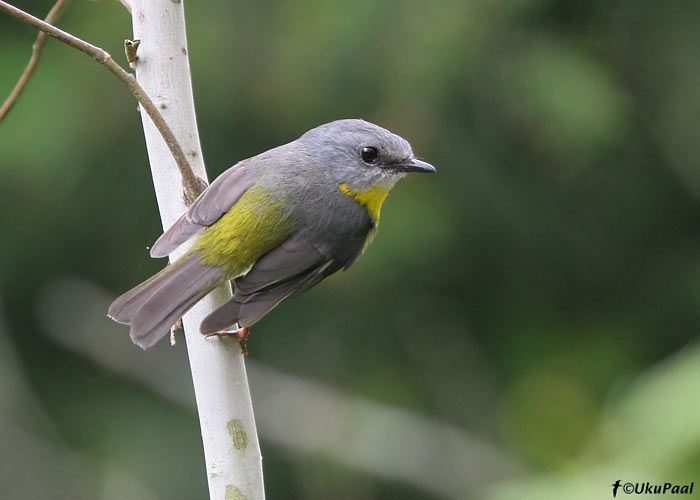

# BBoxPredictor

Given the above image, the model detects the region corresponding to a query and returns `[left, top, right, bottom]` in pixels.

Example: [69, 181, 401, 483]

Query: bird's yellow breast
[338, 183, 390, 222]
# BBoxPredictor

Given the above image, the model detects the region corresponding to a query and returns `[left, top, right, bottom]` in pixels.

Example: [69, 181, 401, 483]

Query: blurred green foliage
[1, 0, 699, 498]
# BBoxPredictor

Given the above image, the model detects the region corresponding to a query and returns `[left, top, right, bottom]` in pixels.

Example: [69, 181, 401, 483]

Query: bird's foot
[169, 319, 183, 346]
[204, 326, 249, 357]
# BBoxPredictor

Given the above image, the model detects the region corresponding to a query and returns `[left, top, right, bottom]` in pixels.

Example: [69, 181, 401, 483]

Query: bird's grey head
[299, 119, 435, 192]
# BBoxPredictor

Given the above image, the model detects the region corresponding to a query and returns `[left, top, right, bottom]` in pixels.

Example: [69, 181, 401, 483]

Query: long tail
[108, 251, 224, 349]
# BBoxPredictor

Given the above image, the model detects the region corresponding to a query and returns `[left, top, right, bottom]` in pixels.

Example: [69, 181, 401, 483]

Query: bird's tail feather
[108, 252, 224, 349]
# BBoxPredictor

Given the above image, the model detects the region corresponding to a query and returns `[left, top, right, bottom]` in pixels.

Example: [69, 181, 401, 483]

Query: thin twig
[0, 0, 70, 122]
[0, 1, 204, 201]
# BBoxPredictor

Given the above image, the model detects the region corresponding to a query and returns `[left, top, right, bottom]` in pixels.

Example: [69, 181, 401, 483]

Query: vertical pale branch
[0, 1, 265, 495]
[129, 1, 265, 499]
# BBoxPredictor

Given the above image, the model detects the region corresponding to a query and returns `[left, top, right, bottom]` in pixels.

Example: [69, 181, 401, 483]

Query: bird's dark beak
[394, 158, 436, 173]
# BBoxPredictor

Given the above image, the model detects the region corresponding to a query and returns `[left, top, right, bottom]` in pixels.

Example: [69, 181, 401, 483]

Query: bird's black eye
[361, 146, 379, 163]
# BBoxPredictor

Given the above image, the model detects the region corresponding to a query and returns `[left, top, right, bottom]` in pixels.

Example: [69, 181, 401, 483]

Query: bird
[108, 119, 435, 349]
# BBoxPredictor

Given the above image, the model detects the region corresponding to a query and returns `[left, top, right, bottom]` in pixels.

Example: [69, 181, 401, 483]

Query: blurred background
[2, 0, 700, 498]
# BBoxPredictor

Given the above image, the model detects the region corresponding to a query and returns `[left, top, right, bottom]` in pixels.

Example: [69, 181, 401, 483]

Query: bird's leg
[238, 327, 249, 357]
[170, 319, 183, 346]
[204, 326, 250, 357]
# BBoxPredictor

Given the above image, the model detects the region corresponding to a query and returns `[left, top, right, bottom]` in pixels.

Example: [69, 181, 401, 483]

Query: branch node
[124, 39, 141, 67]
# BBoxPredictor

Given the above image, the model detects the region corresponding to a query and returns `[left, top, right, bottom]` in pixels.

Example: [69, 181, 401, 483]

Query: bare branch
[0, 0, 70, 122]
[0, 1, 204, 201]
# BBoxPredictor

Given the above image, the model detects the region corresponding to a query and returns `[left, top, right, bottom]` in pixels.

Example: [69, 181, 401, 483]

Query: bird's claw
[204, 326, 249, 357]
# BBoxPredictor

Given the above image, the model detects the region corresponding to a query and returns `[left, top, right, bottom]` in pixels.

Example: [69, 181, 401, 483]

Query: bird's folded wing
[234, 233, 332, 295]
[200, 260, 334, 333]
[150, 159, 254, 258]
[198, 233, 342, 333]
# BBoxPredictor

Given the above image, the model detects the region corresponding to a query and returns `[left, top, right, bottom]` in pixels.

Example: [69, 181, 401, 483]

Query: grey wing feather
[198, 228, 370, 332]
[234, 234, 327, 296]
[199, 233, 340, 333]
[150, 160, 255, 258]
[200, 260, 334, 333]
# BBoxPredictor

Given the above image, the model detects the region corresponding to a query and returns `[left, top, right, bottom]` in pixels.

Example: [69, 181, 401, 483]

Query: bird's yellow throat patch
[338, 183, 390, 222]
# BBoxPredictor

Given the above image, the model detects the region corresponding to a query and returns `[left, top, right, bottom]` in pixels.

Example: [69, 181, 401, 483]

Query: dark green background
[2, 0, 699, 498]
